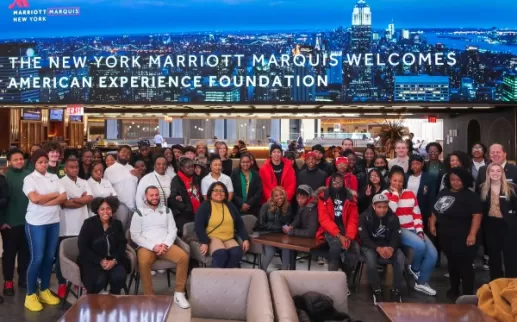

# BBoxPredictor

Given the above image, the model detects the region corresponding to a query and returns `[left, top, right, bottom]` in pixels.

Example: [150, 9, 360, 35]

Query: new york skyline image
[1, 0, 517, 104]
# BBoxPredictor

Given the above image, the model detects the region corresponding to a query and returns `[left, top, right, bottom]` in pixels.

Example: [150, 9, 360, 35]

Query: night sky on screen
[1, 0, 516, 38]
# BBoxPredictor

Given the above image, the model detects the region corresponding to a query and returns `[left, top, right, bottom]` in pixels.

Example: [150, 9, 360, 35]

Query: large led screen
[1, 0, 516, 104]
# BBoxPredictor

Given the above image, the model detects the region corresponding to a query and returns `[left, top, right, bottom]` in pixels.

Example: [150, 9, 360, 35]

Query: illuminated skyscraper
[394, 76, 449, 102]
[291, 45, 316, 102]
[502, 73, 517, 102]
[388, 21, 395, 38]
[349, 0, 374, 100]
[402, 29, 410, 40]
[205, 86, 240, 102]
[326, 51, 343, 85]
[0, 44, 39, 103]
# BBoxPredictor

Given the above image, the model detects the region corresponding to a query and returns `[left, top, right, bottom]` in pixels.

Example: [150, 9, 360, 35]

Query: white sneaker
[151, 271, 157, 276]
[414, 283, 437, 296]
[407, 265, 420, 280]
[174, 292, 190, 309]
[157, 270, 166, 274]
[444, 273, 450, 278]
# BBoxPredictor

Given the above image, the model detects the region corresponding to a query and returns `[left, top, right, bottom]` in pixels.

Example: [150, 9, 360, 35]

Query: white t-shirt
[23, 171, 66, 226]
[60, 176, 93, 237]
[87, 177, 117, 198]
[104, 162, 138, 210]
[154, 134, 164, 144]
[407, 174, 422, 196]
[166, 165, 176, 179]
[135, 171, 172, 209]
[201, 172, 234, 196]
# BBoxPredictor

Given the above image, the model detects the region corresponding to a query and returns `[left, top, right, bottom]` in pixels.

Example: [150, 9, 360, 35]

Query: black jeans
[1, 225, 29, 283]
[87, 264, 127, 295]
[447, 253, 476, 295]
[362, 247, 406, 291]
[484, 217, 517, 280]
[324, 232, 359, 275]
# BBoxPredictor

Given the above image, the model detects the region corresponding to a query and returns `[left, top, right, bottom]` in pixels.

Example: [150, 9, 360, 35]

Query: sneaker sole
[414, 286, 437, 296]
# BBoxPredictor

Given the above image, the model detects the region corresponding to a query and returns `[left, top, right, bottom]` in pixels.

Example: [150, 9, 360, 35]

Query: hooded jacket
[289, 197, 319, 238]
[259, 157, 296, 202]
[358, 206, 401, 250]
[316, 187, 359, 241]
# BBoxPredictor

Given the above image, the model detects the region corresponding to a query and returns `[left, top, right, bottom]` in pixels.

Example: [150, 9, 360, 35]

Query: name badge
[507, 179, 513, 183]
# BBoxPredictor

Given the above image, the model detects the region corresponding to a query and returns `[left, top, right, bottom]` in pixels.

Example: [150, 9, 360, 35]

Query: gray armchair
[59, 237, 83, 308]
[241, 215, 262, 268]
[189, 268, 274, 322]
[126, 230, 190, 294]
[269, 271, 348, 322]
[61, 237, 136, 307]
[183, 222, 213, 267]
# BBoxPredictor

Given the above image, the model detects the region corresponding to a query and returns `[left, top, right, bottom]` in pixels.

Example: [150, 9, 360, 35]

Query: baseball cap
[372, 194, 389, 204]
[305, 151, 317, 159]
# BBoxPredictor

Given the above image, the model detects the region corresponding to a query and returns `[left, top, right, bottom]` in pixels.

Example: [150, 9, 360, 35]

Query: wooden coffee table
[377, 303, 497, 322]
[251, 232, 324, 270]
[57, 295, 174, 322]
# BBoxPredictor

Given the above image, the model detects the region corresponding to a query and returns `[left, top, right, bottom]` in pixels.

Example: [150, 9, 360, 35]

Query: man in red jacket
[259, 144, 296, 202]
[316, 173, 359, 272]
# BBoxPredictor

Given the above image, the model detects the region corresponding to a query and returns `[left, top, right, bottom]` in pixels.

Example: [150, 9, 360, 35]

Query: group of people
[1, 136, 516, 311]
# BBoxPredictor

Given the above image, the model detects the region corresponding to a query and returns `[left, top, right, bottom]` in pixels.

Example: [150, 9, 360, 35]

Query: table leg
[290, 251, 297, 270]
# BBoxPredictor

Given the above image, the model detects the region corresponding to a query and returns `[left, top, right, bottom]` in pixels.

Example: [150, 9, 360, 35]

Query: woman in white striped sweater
[383, 166, 438, 296]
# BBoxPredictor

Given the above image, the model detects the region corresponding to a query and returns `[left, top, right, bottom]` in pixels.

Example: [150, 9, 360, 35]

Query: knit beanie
[270, 143, 283, 155]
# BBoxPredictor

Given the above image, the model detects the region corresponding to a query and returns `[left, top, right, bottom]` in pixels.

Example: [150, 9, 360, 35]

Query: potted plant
[378, 120, 408, 158]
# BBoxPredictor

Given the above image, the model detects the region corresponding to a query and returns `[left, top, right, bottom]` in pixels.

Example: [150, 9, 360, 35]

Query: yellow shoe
[39, 289, 60, 305]
[25, 294, 43, 312]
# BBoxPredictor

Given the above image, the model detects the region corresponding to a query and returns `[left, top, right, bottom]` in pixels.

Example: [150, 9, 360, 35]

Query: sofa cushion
[190, 270, 250, 321]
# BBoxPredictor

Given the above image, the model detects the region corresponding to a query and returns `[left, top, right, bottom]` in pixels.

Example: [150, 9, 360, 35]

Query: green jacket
[2, 167, 30, 227]
[48, 163, 65, 178]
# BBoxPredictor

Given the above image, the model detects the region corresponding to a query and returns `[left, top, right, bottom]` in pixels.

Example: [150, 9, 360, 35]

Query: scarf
[240, 171, 252, 202]
[177, 171, 201, 213]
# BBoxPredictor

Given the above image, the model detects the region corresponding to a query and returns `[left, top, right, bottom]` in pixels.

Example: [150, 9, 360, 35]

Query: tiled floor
[0, 256, 490, 322]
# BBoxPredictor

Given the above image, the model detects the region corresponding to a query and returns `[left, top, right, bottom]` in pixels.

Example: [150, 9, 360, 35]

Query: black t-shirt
[434, 188, 482, 252]
[272, 161, 283, 185]
[333, 197, 346, 234]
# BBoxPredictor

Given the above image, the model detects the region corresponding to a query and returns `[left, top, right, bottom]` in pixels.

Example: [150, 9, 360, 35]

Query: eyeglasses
[212, 189, 225, 193]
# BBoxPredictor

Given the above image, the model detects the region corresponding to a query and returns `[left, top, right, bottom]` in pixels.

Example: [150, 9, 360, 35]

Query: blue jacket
[195, 200, 249, 244]
[405, 172, 434, 218]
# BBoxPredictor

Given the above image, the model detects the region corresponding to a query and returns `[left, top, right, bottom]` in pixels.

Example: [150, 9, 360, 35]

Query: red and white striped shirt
[382, 189, 423, 233]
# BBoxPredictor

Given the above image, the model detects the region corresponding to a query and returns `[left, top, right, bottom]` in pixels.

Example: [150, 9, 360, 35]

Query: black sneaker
[483, 257, 489, 271]
[372, 289, 382, 305]
[3, 281, 14, 296]
[18, 280, 27, 289]
[446, 288, 460, 300]
[391, 289, 402, 303]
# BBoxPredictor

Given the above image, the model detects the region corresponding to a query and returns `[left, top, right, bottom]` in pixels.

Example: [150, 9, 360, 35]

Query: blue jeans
[261, 246, 293, 271]
[25, 223, 60, 295]
[400, 229, 437, 284]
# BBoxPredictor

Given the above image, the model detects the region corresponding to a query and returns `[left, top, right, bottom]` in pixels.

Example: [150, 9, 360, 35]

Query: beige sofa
[185, 268, 274, 322]
[269, 271, 348, 322]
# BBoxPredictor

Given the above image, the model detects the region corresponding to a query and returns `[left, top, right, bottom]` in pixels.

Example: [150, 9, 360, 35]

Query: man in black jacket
[359, 194, 404, 304]
[297, 152, 328, 192]
[283, 185, 319, 238]
[476, 143, 517, 189]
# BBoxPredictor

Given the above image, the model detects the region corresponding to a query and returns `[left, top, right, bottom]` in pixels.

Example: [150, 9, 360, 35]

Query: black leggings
[87, 264, 127, 295]
[446, 253, 476, 295]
